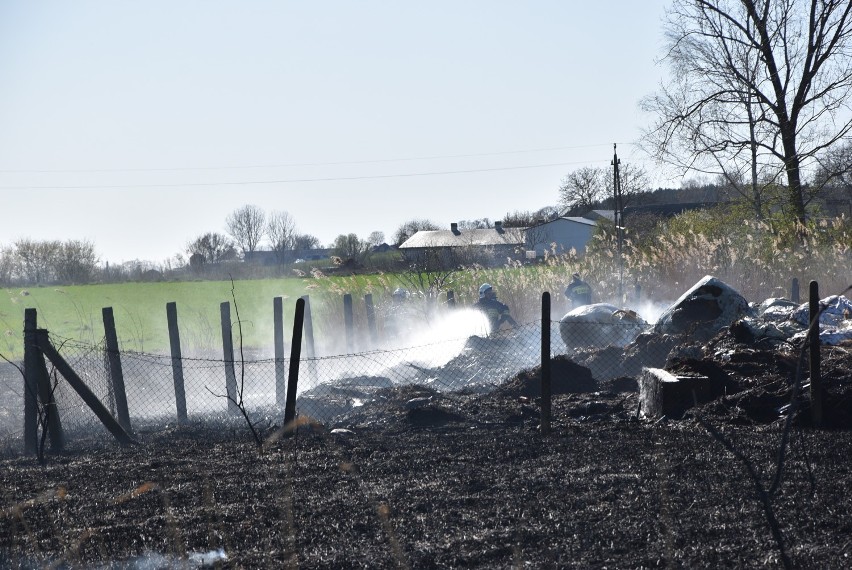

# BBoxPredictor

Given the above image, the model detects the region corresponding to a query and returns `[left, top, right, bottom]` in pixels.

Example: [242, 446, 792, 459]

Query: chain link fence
[1, 312, 678, 447]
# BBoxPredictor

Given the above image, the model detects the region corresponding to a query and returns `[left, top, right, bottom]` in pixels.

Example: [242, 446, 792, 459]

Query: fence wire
[1, 316, 677, 445]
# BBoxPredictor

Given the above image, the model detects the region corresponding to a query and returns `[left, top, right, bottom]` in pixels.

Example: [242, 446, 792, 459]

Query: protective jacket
[565, 279, 592, 307]
[474, 297, 517, 332]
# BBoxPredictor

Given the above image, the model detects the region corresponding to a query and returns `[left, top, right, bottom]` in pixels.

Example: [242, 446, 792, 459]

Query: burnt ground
[2, 328, 852, 568]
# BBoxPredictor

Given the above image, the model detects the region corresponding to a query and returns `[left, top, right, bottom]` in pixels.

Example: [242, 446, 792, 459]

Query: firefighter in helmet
[474, 283, 517, 332]
[565, 273, 592, 308]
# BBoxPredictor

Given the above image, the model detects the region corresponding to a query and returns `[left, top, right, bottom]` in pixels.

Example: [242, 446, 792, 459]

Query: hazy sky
[0, 1, 673, 265]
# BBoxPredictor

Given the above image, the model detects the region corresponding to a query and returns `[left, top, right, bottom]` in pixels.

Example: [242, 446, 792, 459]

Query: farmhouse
[399, 221, 526, 268]
[399, 217, 602, 267]
[525, 216, 598, 258]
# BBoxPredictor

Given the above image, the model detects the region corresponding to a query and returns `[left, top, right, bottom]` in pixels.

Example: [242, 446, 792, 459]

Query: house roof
[399, 227, 526, 249]
[583, 210, 615, 222]
[526, 216, 599, 230]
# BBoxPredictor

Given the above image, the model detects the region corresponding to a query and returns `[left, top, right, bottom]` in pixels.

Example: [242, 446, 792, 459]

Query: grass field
[0, 278, 341, 360]
[0, 264, 582, 361]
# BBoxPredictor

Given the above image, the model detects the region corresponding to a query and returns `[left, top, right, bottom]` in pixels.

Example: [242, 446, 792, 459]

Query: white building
[525, 217, 599, 258]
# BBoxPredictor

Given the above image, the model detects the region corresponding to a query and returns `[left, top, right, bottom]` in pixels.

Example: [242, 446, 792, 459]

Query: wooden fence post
[343, 294, 354, 352]
[35, 339, 65, 451]
[301, 295, 316, 358]
[541, 292, 552, 436]
[166, 302, 188, 423]
[274, 297, 286, 408]
[36, 331, 134, 447]
[447, 290, 456, 307]
[23, 309, 65, 452]
[284, 298, 305, 426]
[102, 307, 132, 433]
[634, 283, 642, 304]
[365, 294, 378, 348]
[220, 302, 240, 415]
[809, 280, 823, 426]
[791, 278, 800, 304]
[23, 309, 39, 454]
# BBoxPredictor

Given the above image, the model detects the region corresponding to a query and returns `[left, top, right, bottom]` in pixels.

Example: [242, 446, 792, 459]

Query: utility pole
[612, 144, 624, 302]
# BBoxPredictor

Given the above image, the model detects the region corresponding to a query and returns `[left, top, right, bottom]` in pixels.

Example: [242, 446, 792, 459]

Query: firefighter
[474, 283, 517, 332]
[565, 273, 592, 308]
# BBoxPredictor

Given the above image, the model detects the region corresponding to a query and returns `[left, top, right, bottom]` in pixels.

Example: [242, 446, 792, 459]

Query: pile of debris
[306, 275, 851, 430]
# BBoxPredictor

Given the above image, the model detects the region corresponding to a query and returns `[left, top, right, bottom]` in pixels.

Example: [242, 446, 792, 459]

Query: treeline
[0, 239, 101, 286]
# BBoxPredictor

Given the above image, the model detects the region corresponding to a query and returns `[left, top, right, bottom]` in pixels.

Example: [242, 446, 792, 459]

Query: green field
[0, 278, 354, 360]
[0, 266, 578, 361]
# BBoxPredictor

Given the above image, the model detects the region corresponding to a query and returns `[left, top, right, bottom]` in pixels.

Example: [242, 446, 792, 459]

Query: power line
[0, 143, 621, 174]
[0, 159, 623, 190]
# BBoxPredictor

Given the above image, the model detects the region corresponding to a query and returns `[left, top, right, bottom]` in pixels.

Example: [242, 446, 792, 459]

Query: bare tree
[367, 230, 386, 247]
[605, 162, 651, 209]
[396, 240, 465, 305]
[392, 218, 440, 246]
[558, 167, 607, 213]
[814, 140, 852, 213]
[54, 240, 98, 284]
[643, 0, 852, 222]
[226, 204, 266, 256]
[457, 218, 492, 230]
[815, 140, 852, 187]
[0, 246, 14, 286]
[293, 233, 321, 253]
[266, 210, 298, 264]
[331, 233, 369, 260]
[14, 239, 61, 284]
[502, 206, 561, 228]
[186, 232, 237, 264]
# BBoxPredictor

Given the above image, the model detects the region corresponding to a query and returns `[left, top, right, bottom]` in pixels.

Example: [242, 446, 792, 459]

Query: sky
[0, 1, 674, 265]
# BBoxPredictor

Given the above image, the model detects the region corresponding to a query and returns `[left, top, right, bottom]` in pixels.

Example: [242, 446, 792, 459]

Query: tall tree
[0, 246, 14, 286]
[457, 218, 492, 230]
[14, 239, 60, 284]
[644, 0, 852, 221]
[392, 219, 440, 246]
[186, 232, 237, 264]
[54, 240, 98, 284]
[293, 233, 321, 252]
[367, 231, 386, 247]
[331, 233, 368, 260]
[502, 206, 561, 227]
[558, 167, 607, 213]
[226, 204, 266, 256]
[266, 210, 298, 264]
[605, 162, 651, 209]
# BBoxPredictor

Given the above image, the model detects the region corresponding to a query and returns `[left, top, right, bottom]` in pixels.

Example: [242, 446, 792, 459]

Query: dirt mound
[493, 355, 597, 398]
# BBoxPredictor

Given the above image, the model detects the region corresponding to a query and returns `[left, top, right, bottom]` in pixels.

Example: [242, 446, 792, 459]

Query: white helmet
[479, 283, 493, 299]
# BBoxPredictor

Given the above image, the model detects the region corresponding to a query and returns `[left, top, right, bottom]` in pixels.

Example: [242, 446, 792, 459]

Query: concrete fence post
[274, 296, 286, 408]
[220, 302, 240, 415]
[102, 307, 132, 433]
[166, 302, 188, 423]
[301, 295, 316, 358]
